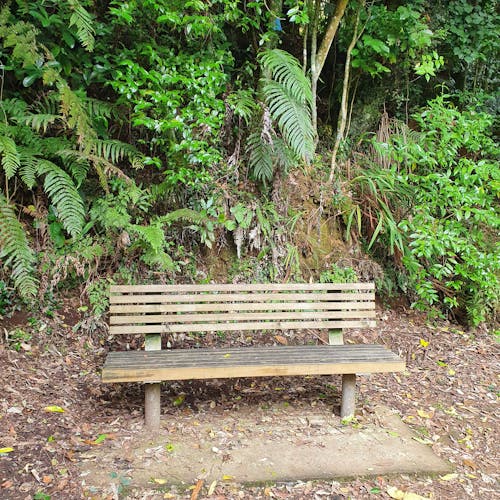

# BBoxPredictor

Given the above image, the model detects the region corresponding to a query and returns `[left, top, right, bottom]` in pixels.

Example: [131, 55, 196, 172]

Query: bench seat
[103, 345, 404, 383]
[103, 283, 405, 430]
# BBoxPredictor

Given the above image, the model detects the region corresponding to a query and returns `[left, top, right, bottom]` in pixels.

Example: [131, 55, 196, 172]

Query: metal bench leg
[145, 383, 161, 431]
[340, 374, 356, 418]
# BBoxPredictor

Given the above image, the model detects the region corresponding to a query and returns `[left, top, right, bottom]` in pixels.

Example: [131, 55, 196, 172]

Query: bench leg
[340, 374, 356, 419]
[145, 383, 161, 431]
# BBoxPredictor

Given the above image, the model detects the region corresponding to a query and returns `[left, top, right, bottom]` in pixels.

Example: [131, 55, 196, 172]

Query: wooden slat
[102, 345, 405, 383]
[110, 309, 376, 325]
[109, 301, 375, 312]
[109, 319, 376, 335]
[110, 292, 374, 305]
[110, 283, 374, 294]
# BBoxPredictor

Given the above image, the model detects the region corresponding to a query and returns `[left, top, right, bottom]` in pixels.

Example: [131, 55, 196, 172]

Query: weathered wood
[144, 334, 161, 431]
[110, 292, 374, 305]
[111, 283, 374, 293]
[102, 345, 405, 383]
[103, 282, 405, 427]
[340, 374, 357, 418]
[110, 309, 376, 325]
[109, 319, 376, 335]
[145, 383, 161, 431]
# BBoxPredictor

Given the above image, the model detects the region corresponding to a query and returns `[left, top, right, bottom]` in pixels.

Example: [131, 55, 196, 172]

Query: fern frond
[85, 98, 113, 119]
[37, 160, 85, 237]
[67, 0, 95, 52]
[0, 194, 38, 298]
[226, 90, 259, 125]
[18, 149, 39, 189]
[262, 80, 314, 161]
[259, 49, 313, 105]
[24, 113, 61, 134]
[271, 137, 298, 173]
[92, 139, 135, 164]
[58, 82, 97, 148]
[0, 135, 21, 179]
[246, 132, 274, 184]
[258, 49, 314, 162]
[57, 149, 90, 187]
[157, 208, 209, 226]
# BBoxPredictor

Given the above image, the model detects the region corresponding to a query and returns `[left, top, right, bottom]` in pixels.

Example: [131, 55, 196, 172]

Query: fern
[259, 49, 313, 105]
[157, 208, 210, 226]
[37, 160, 85, 237]
[24, 113, 61, 134]
[18, 149, 39, 189]
[259, 49, 314, 161]
[0, 135, 21, 179]
[226, 90, 259, 125]
[67, 0, 95, 52]
[247, 131, 274, 184]
[0, 194, 38, 298]
[57, 149, 90, 188]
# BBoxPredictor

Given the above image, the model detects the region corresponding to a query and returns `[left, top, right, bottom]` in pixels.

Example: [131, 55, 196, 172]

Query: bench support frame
[144, 333, 162, 431]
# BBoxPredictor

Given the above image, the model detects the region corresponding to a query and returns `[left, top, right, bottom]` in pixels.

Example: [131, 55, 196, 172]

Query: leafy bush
[388, 95, 499, 324]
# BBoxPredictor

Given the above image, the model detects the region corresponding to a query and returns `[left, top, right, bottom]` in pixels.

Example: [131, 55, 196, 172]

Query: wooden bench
[102, 283, 405, 430]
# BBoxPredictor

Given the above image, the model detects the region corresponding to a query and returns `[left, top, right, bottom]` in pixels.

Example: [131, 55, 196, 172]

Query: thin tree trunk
[310, 0, 320, 139]
[329, 3, 364, 183]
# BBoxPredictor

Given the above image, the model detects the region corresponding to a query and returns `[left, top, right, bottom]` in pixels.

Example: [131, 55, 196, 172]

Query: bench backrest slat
[111, 283, 374, 294]
[108, 283, 376, 336]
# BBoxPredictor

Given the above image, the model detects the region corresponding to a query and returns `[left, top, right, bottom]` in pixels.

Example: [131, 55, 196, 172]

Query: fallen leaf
[419, 339, 429, 348]
[387, 486, 429, 499]
[44, 405, 65, 413]
[153, 478, 167, 485]
[417, 409, 434, 419]
[42, 475, 52, 484]
[274, 335, 288, 345]
[222, 474, 234, 481]
[1, 480, 13, 488]
[223, 353, 231, 358]
[0, 447, 14, 454]
[439, 473, 458, 481]
[207, 480, 217, 495]
[462, 458, 477, 469]
[164, 494, 176, 499]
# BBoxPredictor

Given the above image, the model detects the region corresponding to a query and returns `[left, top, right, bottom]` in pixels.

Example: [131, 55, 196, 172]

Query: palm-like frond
[24, 113, 61, 134]
[0, 135, 21, 178]
[263, 81, 314, 160]
[259, 49, 313, 105]
[258, 49, 314, 162]
[0, 194, 38, 298]
[67, 0, 95, 51]
[247, 131, 274, 184]
[37, 160, 85, 237]
[18, 149, 39, 189]
[226, 90, 259, 125]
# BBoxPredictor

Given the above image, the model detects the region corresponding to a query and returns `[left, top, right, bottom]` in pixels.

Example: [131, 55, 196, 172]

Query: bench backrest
[109, 283, 376, 335]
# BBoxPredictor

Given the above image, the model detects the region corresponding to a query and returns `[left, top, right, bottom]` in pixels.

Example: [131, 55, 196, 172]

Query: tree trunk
[329, 3, 363, 182]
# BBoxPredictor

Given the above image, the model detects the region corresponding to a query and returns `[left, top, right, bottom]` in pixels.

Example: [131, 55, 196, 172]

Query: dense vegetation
[0, 0, 498, 325]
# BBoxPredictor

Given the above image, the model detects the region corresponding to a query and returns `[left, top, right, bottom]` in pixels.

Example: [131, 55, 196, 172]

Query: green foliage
[384, 95, 499, 324]
[0, 194, 38, 299]
[349, 4, 438, 78]
[320, 264, 358, 283]
[246, 49, 313, 184]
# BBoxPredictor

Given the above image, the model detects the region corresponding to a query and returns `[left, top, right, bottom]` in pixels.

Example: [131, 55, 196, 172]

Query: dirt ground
[1, 300, 498, 499]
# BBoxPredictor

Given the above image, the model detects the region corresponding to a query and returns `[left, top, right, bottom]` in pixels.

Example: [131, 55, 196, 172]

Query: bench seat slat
[111, 283, 374, 294]
[102, 345, 405, 383]
[109, 319, 377, 335]
[110, 292, 374, 304]
[109, 309, 376, 325]
[110, 301, 375, 313]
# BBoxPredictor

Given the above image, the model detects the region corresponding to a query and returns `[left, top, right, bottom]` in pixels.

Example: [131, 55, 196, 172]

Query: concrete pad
[79, 405, 451, 491]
